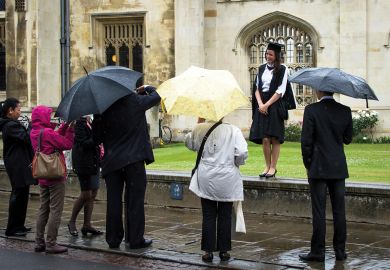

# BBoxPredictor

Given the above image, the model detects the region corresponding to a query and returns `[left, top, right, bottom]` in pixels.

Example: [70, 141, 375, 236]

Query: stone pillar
[174, 0, 204, 75]
[36, 0, 61, 107]
[5, 1, 28, 105]
[204, 0, 217, 69]
[339, 0, 367, 106]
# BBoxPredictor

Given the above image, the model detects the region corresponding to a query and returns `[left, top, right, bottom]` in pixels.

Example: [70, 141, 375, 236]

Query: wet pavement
[0, 189, 389, 270]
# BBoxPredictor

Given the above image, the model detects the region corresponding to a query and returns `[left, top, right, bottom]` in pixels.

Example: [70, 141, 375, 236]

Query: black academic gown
[249, 64, 288, 144]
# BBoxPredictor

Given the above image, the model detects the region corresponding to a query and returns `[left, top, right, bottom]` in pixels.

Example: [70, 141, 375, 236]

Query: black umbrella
[56, 66, 142, 121]
[289, 67, 378, 107]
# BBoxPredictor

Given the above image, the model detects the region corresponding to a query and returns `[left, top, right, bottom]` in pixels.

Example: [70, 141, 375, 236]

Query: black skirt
[249, 93, 285, 144]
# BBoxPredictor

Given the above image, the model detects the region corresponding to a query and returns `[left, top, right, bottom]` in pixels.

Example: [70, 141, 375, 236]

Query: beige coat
[185, 122, 248, 202]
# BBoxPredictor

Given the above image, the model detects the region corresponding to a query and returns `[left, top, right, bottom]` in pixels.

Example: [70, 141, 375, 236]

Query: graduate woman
[249, 42, 289, 178]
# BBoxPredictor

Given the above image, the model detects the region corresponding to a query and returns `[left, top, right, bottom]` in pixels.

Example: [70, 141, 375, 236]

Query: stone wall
[69, 0, 174, 137]
[4, 0, 390, 137]
[1, 169, 388, 225]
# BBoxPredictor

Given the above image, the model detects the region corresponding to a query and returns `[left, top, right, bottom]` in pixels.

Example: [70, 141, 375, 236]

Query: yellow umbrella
[157, 66, 249, 121]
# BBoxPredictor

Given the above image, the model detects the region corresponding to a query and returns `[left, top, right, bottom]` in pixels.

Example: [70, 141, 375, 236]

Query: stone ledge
[146, 170, 390, 197]
[0, 166, 389, 225]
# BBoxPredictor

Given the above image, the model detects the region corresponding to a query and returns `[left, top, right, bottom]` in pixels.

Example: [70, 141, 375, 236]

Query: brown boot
[34, 238, 46, 252]
[45, 243, 68, 254]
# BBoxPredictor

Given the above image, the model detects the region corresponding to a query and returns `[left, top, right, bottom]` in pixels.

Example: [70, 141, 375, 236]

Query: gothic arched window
[132, 43, 143, 74]
[105, 44, 116, 66]
[103, 20, 144, 72]
[248, 21, 316, 106]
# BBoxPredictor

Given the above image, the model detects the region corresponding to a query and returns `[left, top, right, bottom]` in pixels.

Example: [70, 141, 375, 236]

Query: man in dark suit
[93, 85, 160, 249]
[299, 90, 353, 262]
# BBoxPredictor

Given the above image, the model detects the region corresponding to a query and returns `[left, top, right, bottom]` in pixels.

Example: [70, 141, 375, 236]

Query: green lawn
[148, 142, 390, 184]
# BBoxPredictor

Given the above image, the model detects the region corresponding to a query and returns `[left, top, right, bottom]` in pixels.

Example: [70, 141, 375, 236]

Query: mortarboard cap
[267, 42, 284, 53]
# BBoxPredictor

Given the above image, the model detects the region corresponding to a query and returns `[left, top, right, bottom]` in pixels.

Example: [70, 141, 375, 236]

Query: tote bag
[31, 129, 66, 179]
[233, 201, 246, 234]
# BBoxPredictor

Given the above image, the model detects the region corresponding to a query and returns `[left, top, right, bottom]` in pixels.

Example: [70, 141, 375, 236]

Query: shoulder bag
[191, 121, 222, 177]
[31, 129, 66, 179]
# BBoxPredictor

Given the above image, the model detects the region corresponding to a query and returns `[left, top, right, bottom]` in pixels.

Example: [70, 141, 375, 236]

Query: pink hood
[30, 105, 74, 186]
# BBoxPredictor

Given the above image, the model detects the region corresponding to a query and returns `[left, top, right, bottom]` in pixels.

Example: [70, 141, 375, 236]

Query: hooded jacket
[30, 106, 74, 186]
[0, 117, 35, 188]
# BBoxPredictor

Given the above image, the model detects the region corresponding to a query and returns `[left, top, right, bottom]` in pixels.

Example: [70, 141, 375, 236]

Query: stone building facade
[2, 0, 390, 139]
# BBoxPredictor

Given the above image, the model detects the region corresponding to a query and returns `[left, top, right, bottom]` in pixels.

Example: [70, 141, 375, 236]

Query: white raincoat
[185, 122, 248, 202]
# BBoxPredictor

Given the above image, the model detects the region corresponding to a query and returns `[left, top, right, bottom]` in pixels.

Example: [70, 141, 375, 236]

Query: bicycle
[158, 101, 172, 145]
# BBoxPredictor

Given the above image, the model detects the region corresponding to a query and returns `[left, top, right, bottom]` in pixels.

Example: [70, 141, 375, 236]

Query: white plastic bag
[233, 201, 246, 233]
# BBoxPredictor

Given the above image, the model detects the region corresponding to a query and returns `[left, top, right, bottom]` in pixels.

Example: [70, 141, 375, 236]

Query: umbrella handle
[365, 95, 368, 108]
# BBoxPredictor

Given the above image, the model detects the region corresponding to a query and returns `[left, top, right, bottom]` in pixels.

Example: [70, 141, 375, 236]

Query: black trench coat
[0, 118, 35, 188]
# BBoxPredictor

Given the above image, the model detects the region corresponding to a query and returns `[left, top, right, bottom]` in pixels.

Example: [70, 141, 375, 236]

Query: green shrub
[352, 134, 373, 144]
[352, 109, 379, 141]
[374, 136, 390, 144]
[285, 122, 302, 142]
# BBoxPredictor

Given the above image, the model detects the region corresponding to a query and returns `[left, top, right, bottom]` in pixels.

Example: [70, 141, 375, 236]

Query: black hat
[267, 42, 284, 53]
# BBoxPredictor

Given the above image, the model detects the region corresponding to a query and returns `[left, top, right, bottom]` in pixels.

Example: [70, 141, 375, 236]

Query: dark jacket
[72, 118, 100, 175]
[0, 117, 35, 188]
[92, 86, 161, 176]
[301, 98, 353, 179]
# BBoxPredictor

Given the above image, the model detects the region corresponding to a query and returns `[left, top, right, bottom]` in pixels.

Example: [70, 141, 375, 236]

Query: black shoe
[5, 231, 27, 237]
[259, 171, 269, 178]
[67, 224, 79, 237]
[81, 227, 103, 236]
[108, 244, 120, 249]
[202, 252, 213, 262]
[21, 226, 32, 232]
[265, 169, 277, 178]
[128, 239, 153, 249]
[219, 252, 230, 261]
[335, 250, 347, 261]
[299, 252, 325, 262]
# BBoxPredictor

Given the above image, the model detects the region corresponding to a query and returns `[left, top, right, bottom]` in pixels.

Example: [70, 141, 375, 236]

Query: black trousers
[6, 186, 30, 235]
[309, 178, 346, 255]
[104, 161, 146, 248]
[201, 198, 232, 253]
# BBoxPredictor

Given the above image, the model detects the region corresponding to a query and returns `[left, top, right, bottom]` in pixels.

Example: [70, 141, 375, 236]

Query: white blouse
[256, 64, 288, 96]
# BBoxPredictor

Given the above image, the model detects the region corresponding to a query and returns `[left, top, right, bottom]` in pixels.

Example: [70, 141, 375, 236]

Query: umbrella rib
[63, 79, 87, 119]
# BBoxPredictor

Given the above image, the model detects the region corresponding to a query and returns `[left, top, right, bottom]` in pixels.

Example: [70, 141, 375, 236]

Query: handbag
[191, 121, 222, 177]
[233, 201, 246, 233]
[31, 129, 66, 179]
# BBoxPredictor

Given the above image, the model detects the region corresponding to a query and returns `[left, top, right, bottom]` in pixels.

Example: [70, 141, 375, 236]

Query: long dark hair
[0, 98, 20, 118]
[265, 50, 282, 75]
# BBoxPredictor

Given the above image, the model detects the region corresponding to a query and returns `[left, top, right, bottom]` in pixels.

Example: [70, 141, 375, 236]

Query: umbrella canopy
[56, 66, 142, 121]
[289, 67, 378, 101]
[156, 66, 249, 121]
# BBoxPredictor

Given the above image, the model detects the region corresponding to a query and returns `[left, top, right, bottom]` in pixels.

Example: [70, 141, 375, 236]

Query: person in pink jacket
[30, 105, 74, 254]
